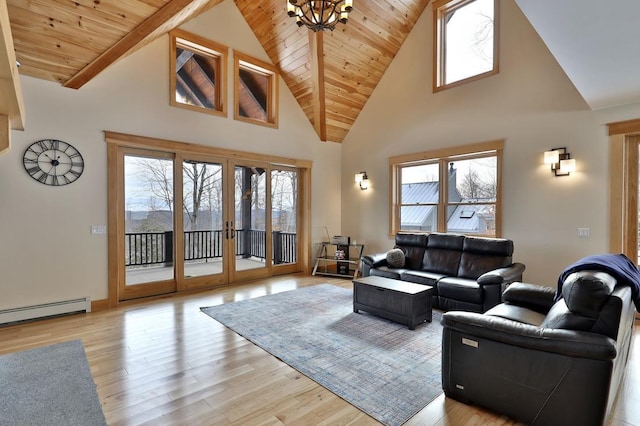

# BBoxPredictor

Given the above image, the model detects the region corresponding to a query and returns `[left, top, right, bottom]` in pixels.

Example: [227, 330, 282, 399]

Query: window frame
[432, 0, 500, 92]
[169, 29, 228, 117]
[389, 140, 504, 237]
[233, 51, 279, 129]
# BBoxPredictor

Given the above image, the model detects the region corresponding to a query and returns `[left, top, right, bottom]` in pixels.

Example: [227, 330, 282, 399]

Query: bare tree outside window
[454, 157, 497, 200]
[435, 0, 498, 89]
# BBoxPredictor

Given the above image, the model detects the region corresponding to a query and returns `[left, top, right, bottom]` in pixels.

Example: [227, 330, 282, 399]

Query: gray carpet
[0, 340, 106, 426]
[201, 283, 443, 426]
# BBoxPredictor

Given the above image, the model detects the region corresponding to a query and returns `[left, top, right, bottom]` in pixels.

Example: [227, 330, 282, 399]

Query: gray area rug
[201, 283, 443, 426]
[0, 340, 106, 426]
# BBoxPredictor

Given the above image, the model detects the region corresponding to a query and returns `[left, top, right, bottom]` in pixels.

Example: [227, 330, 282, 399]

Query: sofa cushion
[394, 234, 427, 270]
[421, 233, 464, 275]
[485, 304, 547, 326]
[400, 270, 445, 288]
[370, 267, 406, 280]
[457, 236, 513, 279]
[437, 276, 483, 304]
[386, 248, 405, 268]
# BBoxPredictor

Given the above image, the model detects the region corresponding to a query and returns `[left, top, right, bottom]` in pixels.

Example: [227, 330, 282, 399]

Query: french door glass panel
[271, 168, 297, 265]
[183, 159, 225, 278]
[234, 165, 267, 272]
[124, 155, 175, 286]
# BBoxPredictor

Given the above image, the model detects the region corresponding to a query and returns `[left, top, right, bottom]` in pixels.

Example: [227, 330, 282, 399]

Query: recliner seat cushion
[484, 304, 547, 326]
[400, 270, 445, 287]
[370, 267, 406, 280]
[437, 277, 483, 304]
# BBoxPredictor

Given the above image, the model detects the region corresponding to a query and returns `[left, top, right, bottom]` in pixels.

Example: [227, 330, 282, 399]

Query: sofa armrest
[502, 282, 556, 314]
[441, 311, 617, 361]
[477, 262, 526, 286]
[361, 252, 388, 268]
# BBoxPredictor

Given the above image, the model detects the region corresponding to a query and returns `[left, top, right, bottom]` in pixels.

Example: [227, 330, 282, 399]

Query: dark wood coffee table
[352, 275, 433, 330]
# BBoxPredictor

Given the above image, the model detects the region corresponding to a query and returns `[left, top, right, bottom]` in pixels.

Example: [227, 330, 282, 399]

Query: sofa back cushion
[457, 236, 513, 279]
[421, 233, 464, 275]
[394, 234, 427, 270]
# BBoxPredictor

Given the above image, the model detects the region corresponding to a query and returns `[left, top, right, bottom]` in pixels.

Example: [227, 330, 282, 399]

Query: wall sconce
[543, 147, 576, 176]
[355, 171, 369, 190]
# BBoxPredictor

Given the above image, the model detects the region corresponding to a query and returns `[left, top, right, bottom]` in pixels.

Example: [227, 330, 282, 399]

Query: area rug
[0, 340, 106, 426]
[201, 283, 443, 426]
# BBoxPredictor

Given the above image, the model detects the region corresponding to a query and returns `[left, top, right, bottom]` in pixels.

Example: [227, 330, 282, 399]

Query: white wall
[341, 0, 640, 285]
[0, 0, 341, 309]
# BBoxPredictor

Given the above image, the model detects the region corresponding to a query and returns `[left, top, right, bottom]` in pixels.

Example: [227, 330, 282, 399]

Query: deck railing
[125, 229, 297, 267]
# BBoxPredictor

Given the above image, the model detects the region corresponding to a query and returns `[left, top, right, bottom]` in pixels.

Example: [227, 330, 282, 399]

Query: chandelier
[287, 0, 353, 32]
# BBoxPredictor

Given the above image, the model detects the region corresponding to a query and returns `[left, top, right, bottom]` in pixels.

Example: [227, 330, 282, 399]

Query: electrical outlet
[577, 228, 590, 238]
[91, 225, 107, 235]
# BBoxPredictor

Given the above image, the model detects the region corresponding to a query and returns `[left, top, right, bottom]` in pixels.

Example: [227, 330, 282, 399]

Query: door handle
[230, 221, 235, 239]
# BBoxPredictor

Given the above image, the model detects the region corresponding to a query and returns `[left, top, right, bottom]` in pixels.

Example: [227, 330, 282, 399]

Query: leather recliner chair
[441, 271, 636, 426]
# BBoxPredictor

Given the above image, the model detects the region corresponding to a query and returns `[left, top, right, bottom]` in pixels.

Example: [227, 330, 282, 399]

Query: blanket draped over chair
[556, 253, 640, 310]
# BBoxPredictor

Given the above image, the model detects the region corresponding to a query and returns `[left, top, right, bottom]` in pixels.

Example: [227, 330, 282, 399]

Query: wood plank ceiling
[6, 0, 429, 143]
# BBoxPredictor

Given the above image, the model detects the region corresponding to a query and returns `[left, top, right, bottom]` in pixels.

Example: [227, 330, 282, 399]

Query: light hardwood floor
[0, 274, 638, 425]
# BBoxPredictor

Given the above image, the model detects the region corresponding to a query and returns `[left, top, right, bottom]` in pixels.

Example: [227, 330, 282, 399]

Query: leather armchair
[441, 271, 636, 426]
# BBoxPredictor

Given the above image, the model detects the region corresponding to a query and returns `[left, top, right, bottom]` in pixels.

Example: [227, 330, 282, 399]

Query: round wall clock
[23, 139, 84, 186]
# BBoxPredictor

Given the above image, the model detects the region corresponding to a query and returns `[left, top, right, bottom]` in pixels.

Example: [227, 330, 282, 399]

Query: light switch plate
[577, 228, 590, 238]
[91, 225, 107, 235]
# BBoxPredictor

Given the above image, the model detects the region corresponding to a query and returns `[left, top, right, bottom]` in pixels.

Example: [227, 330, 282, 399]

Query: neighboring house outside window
[433, 0, 499, 91]
[389, 140, 503, 237]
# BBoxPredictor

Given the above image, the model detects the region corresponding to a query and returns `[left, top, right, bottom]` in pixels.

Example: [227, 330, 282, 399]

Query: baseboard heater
[0, 297, 91, 325]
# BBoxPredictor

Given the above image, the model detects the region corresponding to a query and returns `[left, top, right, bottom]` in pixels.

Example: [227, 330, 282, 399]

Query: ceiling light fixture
[287, 0, 353, 32]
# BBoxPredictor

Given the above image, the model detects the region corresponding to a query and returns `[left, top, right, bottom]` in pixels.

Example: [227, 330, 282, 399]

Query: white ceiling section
[515, 0, 640, 110]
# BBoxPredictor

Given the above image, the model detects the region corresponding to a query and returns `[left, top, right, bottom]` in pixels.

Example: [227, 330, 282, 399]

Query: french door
[110, 143, 302, 302]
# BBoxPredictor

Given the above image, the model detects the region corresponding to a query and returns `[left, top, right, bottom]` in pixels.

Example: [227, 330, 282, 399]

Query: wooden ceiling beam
[0, 0, 24, 136]
[63, 0, 221, 89]
[309, 31, 327, 142]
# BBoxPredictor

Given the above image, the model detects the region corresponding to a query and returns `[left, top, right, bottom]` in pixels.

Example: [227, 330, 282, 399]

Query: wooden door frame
[607, 118, 640, 258]
[227, 159, 272, 283]
[105, 131, 312, 307]
[177, 153, 229, 292]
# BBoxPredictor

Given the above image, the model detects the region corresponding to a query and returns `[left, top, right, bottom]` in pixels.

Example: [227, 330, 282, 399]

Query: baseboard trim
[91, 299, 110, 312]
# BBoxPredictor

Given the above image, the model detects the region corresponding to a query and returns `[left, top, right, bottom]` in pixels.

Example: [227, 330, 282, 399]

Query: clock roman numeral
[50, 140, 60, 151]
[69, 170, 82, 178]
[37, 173, 48, 184]
[35, 140, 49, 152]
[26, 166, 40, 175]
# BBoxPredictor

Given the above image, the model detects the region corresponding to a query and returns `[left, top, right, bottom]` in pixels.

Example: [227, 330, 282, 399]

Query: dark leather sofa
[441, 271, 636, 426]
[360, 233, 525, 313]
